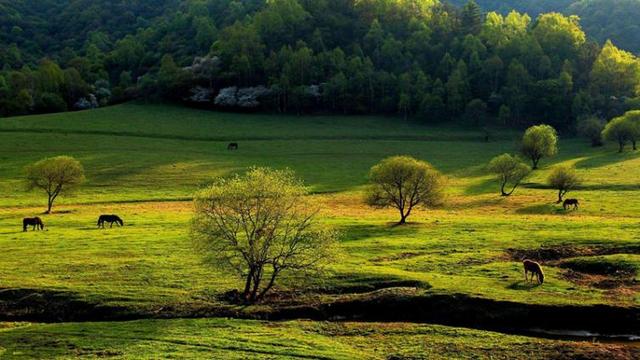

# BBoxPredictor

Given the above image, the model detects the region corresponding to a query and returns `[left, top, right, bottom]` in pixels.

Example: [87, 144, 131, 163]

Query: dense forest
[449, 0, 640, 54]
[1, 0, 639, 131]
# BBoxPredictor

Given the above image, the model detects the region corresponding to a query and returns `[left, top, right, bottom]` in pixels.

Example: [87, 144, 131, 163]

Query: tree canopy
[191, 167, 337, 303]
[520, 125, 559, 169]
[366, 156, 445, 225]
[25, 156, 85, 213]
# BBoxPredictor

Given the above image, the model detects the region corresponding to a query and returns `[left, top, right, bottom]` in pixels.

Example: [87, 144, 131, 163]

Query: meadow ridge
[0, 103, 639, 358]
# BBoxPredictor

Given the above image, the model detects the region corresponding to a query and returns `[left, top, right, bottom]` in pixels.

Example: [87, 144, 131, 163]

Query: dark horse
[23, 217, 44, 232]
[563, 199, 579, 211]
[227, 142, 239, 150]
[98, 215, 124, 228]
[523, 259, 545, 284]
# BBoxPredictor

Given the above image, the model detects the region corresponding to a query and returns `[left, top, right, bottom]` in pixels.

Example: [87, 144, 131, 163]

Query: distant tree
[602, 111, 640, 152]
[498, 105, 511, 125]
[521, 125, 558, 169]
[465, 98, 487, 126]
[548, 166, 581, 203]
[461, 0, 483, 35]
[192, 168, 337, 303]
[487, 154, 531, 196]
[25, 156, 85, 213]
[366, 156, 445, 225]
[577, 116, 605, 147]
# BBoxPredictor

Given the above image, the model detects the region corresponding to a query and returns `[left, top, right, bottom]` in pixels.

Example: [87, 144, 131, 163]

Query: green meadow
[0, 103, 639, 358]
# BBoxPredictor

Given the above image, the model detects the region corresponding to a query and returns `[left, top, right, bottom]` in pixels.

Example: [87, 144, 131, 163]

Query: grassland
[0, 103, 639, 358]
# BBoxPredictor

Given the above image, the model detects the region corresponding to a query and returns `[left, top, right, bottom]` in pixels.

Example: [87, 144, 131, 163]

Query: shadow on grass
[507, 281, 542, 290]
[515, 203, 564, 215]
[574, 150, 640, 170]
[339, 223, 421, 242]
[463, 177, 498, 196]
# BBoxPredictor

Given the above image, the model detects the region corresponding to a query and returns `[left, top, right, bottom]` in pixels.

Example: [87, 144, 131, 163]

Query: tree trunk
[532, 157, 539, 170]
[619, 141, 624, 153]
[633, 140, 637, 151]
[557, 190, 565, 204]
[243, 268, 255, 301]
[46, 194, 53, 214]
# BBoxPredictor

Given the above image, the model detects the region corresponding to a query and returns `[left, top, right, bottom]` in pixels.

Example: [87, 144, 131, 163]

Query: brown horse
[23, 217, 45, 232]
[523, 259, 544, 284]
[563, 199, 579, 210]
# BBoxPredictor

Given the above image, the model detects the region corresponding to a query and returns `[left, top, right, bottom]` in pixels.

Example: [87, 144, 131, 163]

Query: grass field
[0, 103, 639, 358]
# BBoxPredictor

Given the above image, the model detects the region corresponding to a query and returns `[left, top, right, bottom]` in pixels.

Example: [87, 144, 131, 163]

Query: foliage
[577, 116, 605, 147]
[602, 111, 640, 152]
[366, 156, 444, 225]
[191, 167, 337, 302]
[25, 155, 85, 213]
[547, 166, 581, 203]
[487, 153, 531, 196]
[1, 0, 640, 130]
[520, 125, 558, 169]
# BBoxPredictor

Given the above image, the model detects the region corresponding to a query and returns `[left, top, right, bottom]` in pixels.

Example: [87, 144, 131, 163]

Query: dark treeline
[1, 0, 639, 131]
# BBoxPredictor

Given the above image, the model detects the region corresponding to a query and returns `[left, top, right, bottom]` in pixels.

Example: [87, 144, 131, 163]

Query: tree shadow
[515, 203, 563, 215]
[464, 177, 499, 196]
[339, 223, 421, 242]
[574, 150, 640, 170]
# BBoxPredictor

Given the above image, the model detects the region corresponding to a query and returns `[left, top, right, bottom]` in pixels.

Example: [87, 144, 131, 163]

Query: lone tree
[520, 125, 558, 169]
[548, 166, 581, 203]
[487, 154, 531, 196]
[366, 156, 444, 225]
[577, 116, 605, 147]
[602, 111, 640, 152]
[25, 156, 85, 213]
[191, 168, 336, 303]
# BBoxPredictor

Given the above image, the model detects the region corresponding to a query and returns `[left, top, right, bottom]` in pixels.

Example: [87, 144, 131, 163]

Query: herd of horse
[22, 214, 124, 232]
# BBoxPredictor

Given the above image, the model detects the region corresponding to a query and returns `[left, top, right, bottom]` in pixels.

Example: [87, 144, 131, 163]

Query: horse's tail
[97, 217, 102, 226]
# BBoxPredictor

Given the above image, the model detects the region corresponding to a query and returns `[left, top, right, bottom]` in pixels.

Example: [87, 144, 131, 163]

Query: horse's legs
[110, 222, 113, 228]
[524, 269, 528, 282]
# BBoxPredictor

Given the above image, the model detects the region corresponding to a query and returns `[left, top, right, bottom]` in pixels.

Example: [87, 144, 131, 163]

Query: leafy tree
[366, 156, 444, 225]
[577, 116, 605, 147]
[461, 0, 483, 35]
[547, 166, 581, 203]
[465, 98, 487, 126]
[590, 41, 640, 100]
[602, 111, 640, 152]
[25, 156, 85, 213]
[192, 167, 337, 303]
[487, 154, 531, 196]
[520, 124, 558, 169]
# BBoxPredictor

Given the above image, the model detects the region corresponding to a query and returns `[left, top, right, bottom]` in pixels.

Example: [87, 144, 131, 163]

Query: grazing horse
[523, 259, 545, 284]
[227, 142, 239, 150]
[23, 217, 45, 232]
[563, 199, 579, 211]
[98, 215, 124, 228]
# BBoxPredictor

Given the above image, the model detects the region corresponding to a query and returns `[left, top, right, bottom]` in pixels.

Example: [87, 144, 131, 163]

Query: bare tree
[192, 168, 336, 303]
[366, 156, 445, 225]
[25, 156, 85, 213]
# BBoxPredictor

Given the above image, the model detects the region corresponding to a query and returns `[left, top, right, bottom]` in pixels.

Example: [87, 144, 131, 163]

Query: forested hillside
[1, 0, 639, 131]
[448, 0, 640, 53]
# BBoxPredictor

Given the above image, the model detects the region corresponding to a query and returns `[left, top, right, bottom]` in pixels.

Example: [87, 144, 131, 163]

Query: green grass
[0, 103, 639, 357]
[0, 319, 634, 359]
